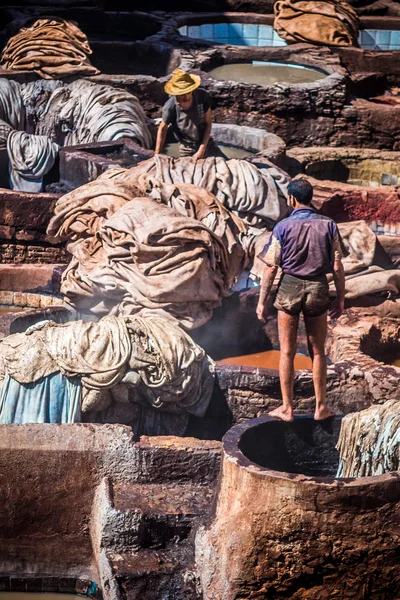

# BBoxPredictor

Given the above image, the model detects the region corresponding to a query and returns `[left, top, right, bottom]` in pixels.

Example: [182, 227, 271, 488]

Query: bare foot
[314, 406, 335, 421]
[268, 406, 294, 422]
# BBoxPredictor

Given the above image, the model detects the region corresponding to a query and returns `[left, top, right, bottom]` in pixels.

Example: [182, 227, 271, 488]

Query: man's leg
[269, 310, 299, 422]
[304, 312, 334, 420]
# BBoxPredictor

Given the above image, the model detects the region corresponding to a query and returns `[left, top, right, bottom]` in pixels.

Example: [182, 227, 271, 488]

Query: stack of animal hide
[274, 0, 360, 46]
[0, 315, 215, 436]
[329, 221, 400, 298]
[0, 18, 99, 79]
[7, 130, 59, 192]
[336, 400, 400, 477]
[48, 170, 239, 329]
[132, 155, 291, 229]
[30, 79, 152, 148]
[103, 167, 248, 282]
[0, 78, 152, 191]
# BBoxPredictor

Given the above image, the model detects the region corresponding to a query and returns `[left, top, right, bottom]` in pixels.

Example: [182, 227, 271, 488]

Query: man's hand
[193, 146, 206, 160]
[256, 264, 278, 323]
[256, 302, 267, 323]
[329, 298, 344, 319]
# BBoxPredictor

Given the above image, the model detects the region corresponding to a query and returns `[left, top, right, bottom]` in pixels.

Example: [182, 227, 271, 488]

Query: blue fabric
[0, 372, 81, 424]
[259, 207, 342, 278]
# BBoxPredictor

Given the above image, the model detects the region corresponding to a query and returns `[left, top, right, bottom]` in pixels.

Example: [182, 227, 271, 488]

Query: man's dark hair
[287, 178, 313, 205]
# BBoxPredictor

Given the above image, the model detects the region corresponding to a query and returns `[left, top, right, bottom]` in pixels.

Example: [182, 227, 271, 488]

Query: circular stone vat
[288, 148, 400, 187]
[186, 44, 346, 146]
[196, 415, 400, 599]
[208, 61, 327, 85]
[178, 21, 287, 47]
[163, 122, 286, 165]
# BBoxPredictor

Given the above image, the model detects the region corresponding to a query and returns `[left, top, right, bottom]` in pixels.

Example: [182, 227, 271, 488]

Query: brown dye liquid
[164, 143, 252, 159]
[391, 358, 400, 367]
[209, 63, 326, 86]
[219, 349, 312, 370]
[0, 595, 79, 599]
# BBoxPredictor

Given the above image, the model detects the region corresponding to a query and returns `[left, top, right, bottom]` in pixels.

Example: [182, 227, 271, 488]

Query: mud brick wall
[0, 191, 68, 264]
[0, 244, 68, 264]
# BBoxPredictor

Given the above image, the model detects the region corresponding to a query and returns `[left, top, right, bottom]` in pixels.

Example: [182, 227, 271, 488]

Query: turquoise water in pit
[179, 22, 400, 51]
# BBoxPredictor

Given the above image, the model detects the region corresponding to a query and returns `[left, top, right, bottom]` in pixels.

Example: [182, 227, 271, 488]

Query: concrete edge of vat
[222, 414, 400, 488]
[215, 361, 309, 374]
[192, 49, 344, 86]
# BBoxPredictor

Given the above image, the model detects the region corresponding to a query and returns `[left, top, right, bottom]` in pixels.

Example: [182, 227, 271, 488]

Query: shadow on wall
[89, 41, 177, 77]
[104, 0, 276, 11]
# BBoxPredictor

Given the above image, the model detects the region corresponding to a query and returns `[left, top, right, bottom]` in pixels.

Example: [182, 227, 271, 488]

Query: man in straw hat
[155, 69, 226, 159]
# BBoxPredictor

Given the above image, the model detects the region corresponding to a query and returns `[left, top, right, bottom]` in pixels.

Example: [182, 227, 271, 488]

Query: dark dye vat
[239, 416, 342, 477]
[219, 349, 312, 370]
[209, 62, 326, 86]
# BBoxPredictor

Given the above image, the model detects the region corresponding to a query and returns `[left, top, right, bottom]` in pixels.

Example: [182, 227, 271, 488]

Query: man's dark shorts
[274, 273, 331, 317]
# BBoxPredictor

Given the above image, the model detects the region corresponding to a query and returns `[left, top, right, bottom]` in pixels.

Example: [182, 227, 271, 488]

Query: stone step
[105, 545, 199, 600]
[101, 481, 215, 552]
[134, 436, 221, 485]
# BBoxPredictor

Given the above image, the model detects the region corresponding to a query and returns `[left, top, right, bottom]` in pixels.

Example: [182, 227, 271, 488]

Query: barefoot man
[256, 178, 346, 422]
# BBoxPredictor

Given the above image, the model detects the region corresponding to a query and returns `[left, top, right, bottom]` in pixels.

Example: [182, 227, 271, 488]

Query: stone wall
[0, 424, 221, 599]
[0, 190, 68, 264]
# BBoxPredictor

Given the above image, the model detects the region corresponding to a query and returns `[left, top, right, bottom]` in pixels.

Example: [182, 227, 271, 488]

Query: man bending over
[256, 178, 346, 421]
[155, 69, 225, 159]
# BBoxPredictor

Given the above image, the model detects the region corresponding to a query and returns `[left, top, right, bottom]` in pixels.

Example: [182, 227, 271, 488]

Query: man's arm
[155, 120, 169, 155]
[193, 108, 212, 160]
[330, 254, 345, 319]
[256, 264, 278, 323]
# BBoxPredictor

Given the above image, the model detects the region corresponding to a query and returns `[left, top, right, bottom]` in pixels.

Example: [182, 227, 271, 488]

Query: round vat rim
[201, 63, 337, 86]
[286, 146, 400, 193]
[215, 361, 312, 375]
[210, 122, 286, 155]
[222, 414, 400, 488]
[174, 11, 276, 28]
[206, 59, 330, 83]
[191, 49, 344, 88]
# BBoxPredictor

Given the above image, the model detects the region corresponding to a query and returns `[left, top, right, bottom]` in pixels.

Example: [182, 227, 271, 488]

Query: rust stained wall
[197, 445, 400, 600]
[0, 424, 137, 575]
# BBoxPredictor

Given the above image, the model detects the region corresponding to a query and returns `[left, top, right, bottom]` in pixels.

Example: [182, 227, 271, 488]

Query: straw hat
[164, 69, 201, 96]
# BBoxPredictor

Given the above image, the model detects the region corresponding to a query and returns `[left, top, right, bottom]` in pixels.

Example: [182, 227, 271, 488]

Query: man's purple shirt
[258, 206, 346, 278]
